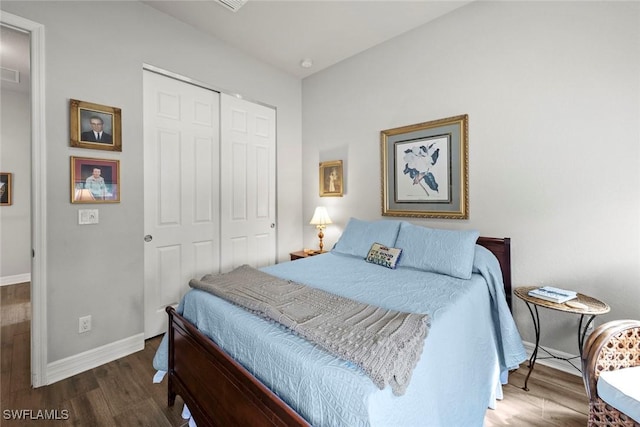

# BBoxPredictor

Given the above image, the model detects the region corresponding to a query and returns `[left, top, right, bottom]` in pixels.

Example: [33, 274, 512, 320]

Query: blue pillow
[332, 218, 402, 258]
[395, 222, 479, 279]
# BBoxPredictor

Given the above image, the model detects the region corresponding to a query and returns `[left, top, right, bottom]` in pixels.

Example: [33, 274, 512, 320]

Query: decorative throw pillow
[365, 243, 403, 269]
[332, 218, 402, 258]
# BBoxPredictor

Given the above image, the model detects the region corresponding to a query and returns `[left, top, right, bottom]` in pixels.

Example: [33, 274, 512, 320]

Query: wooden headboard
[477, 237, 512, 311]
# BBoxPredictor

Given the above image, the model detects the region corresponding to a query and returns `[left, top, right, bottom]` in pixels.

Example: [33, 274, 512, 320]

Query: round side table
[514, 286, 610, 391]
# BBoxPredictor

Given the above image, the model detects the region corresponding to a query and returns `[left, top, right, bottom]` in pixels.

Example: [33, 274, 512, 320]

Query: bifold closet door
[219, 93, 276, 273]
[143, 70, 220, 338]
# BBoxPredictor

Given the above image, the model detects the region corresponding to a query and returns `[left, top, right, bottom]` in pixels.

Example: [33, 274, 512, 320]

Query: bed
[153, 219, 526, 427]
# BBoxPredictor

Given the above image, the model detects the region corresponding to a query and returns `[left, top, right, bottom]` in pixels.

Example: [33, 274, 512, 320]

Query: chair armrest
[581, 320, 640, 400]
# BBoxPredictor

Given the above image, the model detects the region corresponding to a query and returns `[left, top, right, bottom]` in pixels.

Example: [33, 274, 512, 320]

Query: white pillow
[332, 218, 402, 258]
[597, 366, 640, 423]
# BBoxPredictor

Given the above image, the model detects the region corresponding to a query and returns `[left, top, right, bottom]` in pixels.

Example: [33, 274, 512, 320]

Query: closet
[143, 69, 276, 338]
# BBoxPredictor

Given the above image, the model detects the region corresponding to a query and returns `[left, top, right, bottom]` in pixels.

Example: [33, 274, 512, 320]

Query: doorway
[0, 27, 31, 286]
[0, 12, 47, 388]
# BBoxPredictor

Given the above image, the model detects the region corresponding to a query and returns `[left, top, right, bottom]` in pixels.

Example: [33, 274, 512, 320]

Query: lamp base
[317, 228, 325, 252]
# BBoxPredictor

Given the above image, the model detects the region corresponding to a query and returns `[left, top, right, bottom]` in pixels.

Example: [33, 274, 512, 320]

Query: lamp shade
[309, 207, 332, 226]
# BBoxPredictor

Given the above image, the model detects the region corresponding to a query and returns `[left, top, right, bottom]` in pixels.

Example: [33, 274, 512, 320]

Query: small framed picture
[319, 160, 343, 197]
[70, 156, 120, 203]
[70, 99, 122, 151]
[0, 172, 12, 206]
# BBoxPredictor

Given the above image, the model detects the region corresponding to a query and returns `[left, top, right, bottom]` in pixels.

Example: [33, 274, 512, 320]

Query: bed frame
[166, 237, 511, 427]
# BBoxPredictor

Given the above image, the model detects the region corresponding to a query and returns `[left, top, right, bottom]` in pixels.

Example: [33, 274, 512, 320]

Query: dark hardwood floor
[1, 282, 588, 426]
[1, 283, 186, 426]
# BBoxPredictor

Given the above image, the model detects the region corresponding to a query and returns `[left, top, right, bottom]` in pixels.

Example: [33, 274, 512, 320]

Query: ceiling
[0, 1, 473, 94]
[144, 0, 474, 79]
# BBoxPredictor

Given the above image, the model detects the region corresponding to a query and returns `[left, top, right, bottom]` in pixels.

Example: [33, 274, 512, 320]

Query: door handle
[144, 235, 153, 242]
[270, 223, 275, 228]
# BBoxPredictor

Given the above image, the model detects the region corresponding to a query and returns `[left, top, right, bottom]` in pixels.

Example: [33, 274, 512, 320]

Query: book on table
[528, 286, 577, 303]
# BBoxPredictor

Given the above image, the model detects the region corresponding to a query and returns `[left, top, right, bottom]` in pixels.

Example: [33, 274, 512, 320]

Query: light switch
[78, 209, 99, 225]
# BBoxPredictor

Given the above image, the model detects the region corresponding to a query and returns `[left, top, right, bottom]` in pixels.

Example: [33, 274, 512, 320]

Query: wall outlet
[79, 315, 92, 333]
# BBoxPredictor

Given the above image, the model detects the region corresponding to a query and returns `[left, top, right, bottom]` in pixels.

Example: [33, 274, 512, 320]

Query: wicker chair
[582, 320, 640, 427]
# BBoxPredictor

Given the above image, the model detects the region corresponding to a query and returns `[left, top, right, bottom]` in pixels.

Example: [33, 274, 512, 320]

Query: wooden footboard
[166, 306, 310, 427]
[166, 237, 511, 426]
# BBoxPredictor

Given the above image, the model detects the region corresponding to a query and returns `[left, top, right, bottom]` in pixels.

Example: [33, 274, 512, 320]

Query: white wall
[302, 1, 640, 354]
[0, 89, 31, 284]
[1, 1, 303, 366]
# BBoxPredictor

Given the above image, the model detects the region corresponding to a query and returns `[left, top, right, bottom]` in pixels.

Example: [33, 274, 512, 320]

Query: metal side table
[514, 286, 610, 391]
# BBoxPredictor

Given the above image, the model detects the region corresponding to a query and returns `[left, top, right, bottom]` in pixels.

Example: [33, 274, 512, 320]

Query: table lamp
[309, 206, 332, 252]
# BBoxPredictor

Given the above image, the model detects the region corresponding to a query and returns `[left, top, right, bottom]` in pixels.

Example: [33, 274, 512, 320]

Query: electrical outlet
[79, 315, 92, 333]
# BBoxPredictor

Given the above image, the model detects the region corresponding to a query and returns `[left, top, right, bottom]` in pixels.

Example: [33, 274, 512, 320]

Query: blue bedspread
[153, 245, 526, 427]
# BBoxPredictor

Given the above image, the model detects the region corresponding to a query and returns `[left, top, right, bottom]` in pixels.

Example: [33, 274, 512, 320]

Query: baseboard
[46, 333, 144, 385]
[0, 273, 31, 286]
[522, 340, 582, 377]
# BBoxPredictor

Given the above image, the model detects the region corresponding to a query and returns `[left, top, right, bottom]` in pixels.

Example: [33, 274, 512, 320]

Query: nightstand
[514, 286, 610, 391]
[290, 250, 326, 261]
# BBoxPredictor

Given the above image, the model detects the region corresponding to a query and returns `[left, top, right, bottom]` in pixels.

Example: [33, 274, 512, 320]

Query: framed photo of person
[70, 156, 120, 203]
[70, 99, 122, 151]
[319, 160, 343, 197]
[0, 172, 12, 206]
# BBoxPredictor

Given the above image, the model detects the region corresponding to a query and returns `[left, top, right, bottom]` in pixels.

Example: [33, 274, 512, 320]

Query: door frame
[1, 12, 47, 387]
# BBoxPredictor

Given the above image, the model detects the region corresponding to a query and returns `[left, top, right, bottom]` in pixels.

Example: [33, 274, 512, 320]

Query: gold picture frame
[70, 99, 122, 151]
[70, 156, 120, 203]
[319, 160, 343, 197]
[0, 172, 12, 206]
[381, 114, 468, 219]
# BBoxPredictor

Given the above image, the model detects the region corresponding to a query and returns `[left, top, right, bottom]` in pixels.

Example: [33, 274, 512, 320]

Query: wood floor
[1, 282, 589, 426]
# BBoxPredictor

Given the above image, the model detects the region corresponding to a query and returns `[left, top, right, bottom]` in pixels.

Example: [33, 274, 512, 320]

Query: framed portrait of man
[70, 99, 122, 152]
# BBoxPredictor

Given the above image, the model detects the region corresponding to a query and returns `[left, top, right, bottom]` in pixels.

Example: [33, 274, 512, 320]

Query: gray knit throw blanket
[189, 265, 430, 396]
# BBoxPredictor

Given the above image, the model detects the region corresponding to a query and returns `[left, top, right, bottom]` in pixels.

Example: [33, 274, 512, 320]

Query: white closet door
[143, 70, 220, 338]
[220, 94, 276, 272]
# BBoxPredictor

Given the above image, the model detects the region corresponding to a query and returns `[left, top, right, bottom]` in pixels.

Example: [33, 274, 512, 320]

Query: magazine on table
[528, 286, 577, 303]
